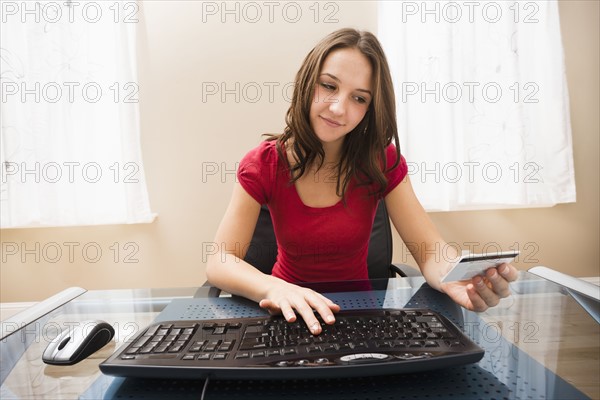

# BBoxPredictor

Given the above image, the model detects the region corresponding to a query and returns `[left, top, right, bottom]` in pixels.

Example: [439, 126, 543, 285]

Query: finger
[486, 268, 511, 298]
[308, 294, 337, 325]
[258, 299, 279, 315]
[465, 283, 489, 312]
[318, 294, 341, 312]
[498, 263, 519, 282]
[315, 293, 341, 318]
[472, 276, 500, 308]
[278, 300, 297, 322]
[259, 299, 297, 322]
[291, 301, 322, 335]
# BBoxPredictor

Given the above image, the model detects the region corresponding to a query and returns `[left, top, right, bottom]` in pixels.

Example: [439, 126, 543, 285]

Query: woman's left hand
[440, 263, 519, 312]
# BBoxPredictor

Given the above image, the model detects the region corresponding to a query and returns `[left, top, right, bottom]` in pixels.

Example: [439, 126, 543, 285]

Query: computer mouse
[42, 320, 115, 365]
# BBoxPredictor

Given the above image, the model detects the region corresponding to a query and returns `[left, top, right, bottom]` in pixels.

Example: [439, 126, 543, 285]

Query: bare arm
[205, 183, 277, 301]
[384, 175, 518, 311]
[205, 183, 339, 333]
[384, 176, 456, 290]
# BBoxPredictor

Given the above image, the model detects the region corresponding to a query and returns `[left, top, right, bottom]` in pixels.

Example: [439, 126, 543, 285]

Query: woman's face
[309, 47, 373, 149]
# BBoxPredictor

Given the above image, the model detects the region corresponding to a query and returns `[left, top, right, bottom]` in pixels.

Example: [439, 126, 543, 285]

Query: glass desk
[0, 272, 598, 399]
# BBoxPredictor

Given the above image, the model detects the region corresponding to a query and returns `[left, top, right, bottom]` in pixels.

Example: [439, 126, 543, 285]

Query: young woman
[206, 28, 518, 335]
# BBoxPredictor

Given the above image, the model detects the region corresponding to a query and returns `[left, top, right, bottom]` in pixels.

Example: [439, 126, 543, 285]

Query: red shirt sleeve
[237, 141, 279, 204]
[382, 143, 408, 198]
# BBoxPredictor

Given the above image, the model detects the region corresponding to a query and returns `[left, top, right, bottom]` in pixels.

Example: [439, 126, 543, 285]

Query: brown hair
[269, 28, 401, 198]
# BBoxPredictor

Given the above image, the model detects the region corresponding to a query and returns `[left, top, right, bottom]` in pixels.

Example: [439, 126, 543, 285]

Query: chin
[315, 132, 346, 145]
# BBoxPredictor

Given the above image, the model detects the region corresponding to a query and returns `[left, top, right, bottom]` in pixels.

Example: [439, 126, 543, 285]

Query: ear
[361, 110, 371, 135]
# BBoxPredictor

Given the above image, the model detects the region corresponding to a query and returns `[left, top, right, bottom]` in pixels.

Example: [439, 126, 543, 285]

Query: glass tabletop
[0, 272, 598, 399]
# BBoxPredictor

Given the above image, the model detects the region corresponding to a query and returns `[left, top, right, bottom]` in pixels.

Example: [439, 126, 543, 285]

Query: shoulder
[239, 140, 281, 175]
[382, 143, 408, 197]
[384, 143, 407, 173]
[237, 139, 281, 204]
[241, 139, 279, 166]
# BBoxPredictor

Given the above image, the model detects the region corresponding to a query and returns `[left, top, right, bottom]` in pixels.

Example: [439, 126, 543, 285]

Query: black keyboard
[100, 308, 484, 380]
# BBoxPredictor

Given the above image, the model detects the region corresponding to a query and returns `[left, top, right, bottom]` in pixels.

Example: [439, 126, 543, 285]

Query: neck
[285, 137, 345, 176]
[320, 140, 343, 166]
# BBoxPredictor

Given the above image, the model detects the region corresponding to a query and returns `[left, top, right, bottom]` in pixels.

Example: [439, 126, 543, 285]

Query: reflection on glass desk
[0, 273, 598, 400]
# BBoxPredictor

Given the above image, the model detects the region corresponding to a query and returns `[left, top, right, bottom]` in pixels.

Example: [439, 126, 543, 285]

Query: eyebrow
[320, 73, 372, 96]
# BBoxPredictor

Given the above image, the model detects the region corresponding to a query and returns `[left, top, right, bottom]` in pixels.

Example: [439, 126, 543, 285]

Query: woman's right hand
[259, 281, 341, 335]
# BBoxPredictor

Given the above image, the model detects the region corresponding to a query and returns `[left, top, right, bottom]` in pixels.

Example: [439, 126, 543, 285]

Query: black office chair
[243, 201, 421, 279]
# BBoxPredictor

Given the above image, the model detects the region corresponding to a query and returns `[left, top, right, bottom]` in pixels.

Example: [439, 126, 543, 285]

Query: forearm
[205, 253, 285, 303]
[413, 240, 459, 292]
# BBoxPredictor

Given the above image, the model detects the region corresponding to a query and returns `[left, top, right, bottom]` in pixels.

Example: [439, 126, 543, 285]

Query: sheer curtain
[379, 0, 576, 211]
[1, 1, 155, 227]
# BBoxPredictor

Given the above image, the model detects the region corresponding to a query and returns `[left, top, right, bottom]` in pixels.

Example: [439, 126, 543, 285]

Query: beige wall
[1, 1, 598, 303]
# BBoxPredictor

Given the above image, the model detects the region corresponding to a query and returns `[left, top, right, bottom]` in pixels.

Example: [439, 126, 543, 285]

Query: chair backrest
[243, 201, 394, 279]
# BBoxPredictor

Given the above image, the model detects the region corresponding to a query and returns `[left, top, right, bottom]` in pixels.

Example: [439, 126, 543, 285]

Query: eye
[354, 96, 367, 104]
[320, 82, 336, 91]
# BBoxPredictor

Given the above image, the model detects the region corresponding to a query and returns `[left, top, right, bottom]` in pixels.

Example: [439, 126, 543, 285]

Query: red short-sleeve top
[237, 140, 408, 283]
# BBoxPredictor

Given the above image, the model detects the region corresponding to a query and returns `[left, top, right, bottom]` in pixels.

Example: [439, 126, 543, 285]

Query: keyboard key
[250, 343, 267, 350]
[157, 328, 169, 336]
[125, 347, 140, 355]
[173, 323, 198, 330]
[218, 341, 235, 351]
[133, 336, 151, 348]
[140, 344, 155, 354]
[306, 346, 320, 353]
[213, 326, 227, 335]
[144, 325, 160, 336]
[245, 325, 266, 334]
[154, 345, 169, 353]
[243, 331, 269, 339]
[337, 343, 352, 350]
[351, 341, 368, 349]
[319, 344, 337, 352]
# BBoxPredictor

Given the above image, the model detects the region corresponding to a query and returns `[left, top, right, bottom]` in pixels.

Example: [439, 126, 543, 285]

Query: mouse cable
[200, 375, 211, 400]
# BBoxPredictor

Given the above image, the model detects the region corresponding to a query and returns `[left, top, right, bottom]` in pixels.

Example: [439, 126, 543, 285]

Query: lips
[320, 115, 343, 128]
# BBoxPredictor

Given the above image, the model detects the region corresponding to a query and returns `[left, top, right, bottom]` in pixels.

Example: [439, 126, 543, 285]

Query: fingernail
[490, 270, 498, 279]
[311, 322, 320, 333]
[326, 315, 335, 323]
[500, 264, 509, 275]
[474, 277, 484, 287]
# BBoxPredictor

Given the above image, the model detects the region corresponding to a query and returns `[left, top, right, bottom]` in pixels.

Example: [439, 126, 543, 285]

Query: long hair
[269, 28, 401, 198]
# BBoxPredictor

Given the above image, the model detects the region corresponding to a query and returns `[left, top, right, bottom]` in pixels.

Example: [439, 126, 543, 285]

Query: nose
[327, 95, 346, 116]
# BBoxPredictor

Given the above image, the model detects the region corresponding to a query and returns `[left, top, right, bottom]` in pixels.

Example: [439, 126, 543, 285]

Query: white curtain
[379, 0, 576, 211]
[1, 1, 156, 227]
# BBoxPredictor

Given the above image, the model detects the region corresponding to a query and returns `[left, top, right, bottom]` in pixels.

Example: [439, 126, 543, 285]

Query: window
[1, 1, 155, 227]
[379, 0, 576, 211]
